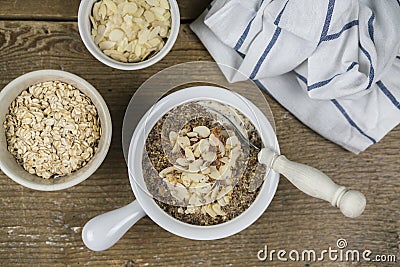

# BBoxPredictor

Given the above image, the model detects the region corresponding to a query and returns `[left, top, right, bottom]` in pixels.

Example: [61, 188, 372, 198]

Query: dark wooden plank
[0, 20, 399, 266]
[0, 0, 211, 21]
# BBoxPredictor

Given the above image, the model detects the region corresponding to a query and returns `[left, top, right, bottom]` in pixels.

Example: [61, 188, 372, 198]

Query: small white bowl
[0, 70, 112, 191]
[78, 0, 180, 70]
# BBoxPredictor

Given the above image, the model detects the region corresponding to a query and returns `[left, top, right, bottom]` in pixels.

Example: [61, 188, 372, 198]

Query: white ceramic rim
[128, 86, 280, 240]
[0, 70, 112, 191]
[78, 0, 180, 70]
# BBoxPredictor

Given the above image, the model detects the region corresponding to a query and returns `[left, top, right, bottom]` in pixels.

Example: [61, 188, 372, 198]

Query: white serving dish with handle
[82, 86, 366, 251]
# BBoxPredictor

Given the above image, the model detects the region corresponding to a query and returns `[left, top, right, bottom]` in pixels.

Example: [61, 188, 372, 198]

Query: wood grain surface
[0, 1, 399, 266]
[0, 0, 210, 21]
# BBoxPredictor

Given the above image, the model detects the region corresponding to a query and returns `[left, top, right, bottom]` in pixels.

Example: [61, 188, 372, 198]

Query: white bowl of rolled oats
[0, 70, 112, 191]
[78, 0, 180, 70]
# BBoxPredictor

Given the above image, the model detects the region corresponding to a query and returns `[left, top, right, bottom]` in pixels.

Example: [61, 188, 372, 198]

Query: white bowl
[82, 86, 280, 250]
[129, 86, 280, 239]
[78, 0, 180, 70]
[0, 70, 112, 191]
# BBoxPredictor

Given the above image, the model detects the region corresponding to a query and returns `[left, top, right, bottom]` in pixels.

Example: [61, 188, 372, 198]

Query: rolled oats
[3, 81, 101, 179]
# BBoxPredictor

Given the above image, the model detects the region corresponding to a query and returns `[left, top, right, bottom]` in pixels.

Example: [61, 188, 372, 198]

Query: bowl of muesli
[0, 70, 112, 191]
[82, 86, 280, 251]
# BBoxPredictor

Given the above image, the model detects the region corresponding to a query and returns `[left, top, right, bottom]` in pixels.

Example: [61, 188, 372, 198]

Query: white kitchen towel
[190, 0, 400, 154]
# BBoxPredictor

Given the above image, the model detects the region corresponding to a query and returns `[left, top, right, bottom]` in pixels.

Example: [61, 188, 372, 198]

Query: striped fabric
[191, 0, 400, 154]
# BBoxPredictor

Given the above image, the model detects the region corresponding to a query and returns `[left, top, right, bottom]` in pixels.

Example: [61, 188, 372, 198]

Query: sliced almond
[103, 0, 117, 13]
[110, 52, 128, 62]
[188, 194, 201, 206]
[99, 40, 116, 50]
[187, 173, 207, 183]
[138, 29, 150, 44]
[209, 133, 219, 146]
[208, 166, 220, 179]
[186, 132, 198, 138]
[151, 6, 166, 15]
[176, 157, 189, 166]
[94, 25, 106, 44]
[146, 0, 159, 7]
[184, 147, 195, 161]
[198, 139, 210, 154]
[220, 157, 229, 164]
[143, 10, 155, 23]
[181, 172, 191, 187]
[123, 2, 138, 15]
[160, 0, 169, 9]
[201, 167, 211, 175]
[204, 204, 217, 218]
[177, 136, 190, 149]
[217, 197, 227, 207]
[159, 166, 174, 178]
[173, 164, 186, 172]
[168, 181, 189, 202]
[93, 2, 101, 21]
[202, 151, 217, 162]
[193, 126, 210, 138]
[169, 131, 177, 144]
[218, 140, 225, 156]
[99, 3, 107, 20]
[171, 141, 180, 153]
[109, 29, 125, 41]
[212, 203, 226, 216]
[134, 43, 142, 57]
[217, 185, 233, 199]
[194, 142, 201, 158]
[188, 158, 203, 172]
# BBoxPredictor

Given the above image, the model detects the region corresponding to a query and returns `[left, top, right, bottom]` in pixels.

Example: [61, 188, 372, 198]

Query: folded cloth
[190, 0, 400, 154]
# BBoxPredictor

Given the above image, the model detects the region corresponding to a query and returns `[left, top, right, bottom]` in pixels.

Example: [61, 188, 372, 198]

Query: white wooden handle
[258, 148, 366, 218]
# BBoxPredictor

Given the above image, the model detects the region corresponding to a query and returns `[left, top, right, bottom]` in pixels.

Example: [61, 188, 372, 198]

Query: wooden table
[0, 1, 398, 266]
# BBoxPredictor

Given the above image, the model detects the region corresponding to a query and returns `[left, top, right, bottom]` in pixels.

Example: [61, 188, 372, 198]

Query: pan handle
[82, 200, 146, 251]
[258, 148, 366, 218]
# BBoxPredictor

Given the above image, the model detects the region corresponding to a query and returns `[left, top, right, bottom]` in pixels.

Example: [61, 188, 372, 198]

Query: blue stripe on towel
[293, 71, 308, 84]
[249, 27, 281, 79]
[294, 62, 358, 90]
[234, 17, 256, 51]
[234, 0, 286, 52]
[359, 44, 375, 89]
[347, 62, 359, 71]
[376, 81, 400, 109]
[296, 62, 358, 91]
[274, 0, 289, 26]
[396, 56, 400, 60]
[308, 75, 340, 91]
[322, 20, 359, 42]
[397, 0, 400, 6]
[319, 0, 336, 44]
[331, 100, 377, 143]
[368, 12, 375, 43]
[248, 2, 288, 79]
[207, 4, 212, 10]
[293, 71, 376, 143]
